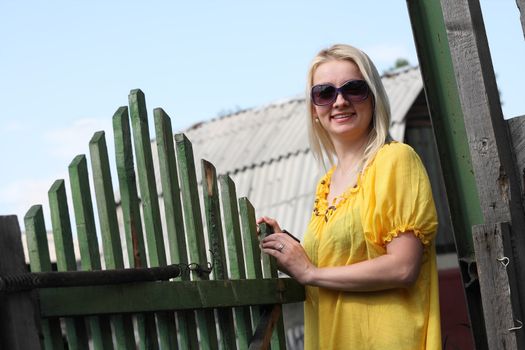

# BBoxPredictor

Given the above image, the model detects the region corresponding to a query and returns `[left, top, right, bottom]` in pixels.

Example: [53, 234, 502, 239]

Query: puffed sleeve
[363, 143, 438, 247]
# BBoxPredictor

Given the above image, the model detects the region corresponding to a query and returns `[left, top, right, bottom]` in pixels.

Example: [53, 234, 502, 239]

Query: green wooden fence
[0, 89, 305, 349]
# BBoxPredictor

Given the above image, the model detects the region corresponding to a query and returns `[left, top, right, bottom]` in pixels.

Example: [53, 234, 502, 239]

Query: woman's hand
[256, 216, 282, 235]
[257, 216, 316, 284]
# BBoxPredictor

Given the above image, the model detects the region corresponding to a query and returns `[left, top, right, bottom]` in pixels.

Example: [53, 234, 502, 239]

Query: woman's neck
[332, 136, 368, 174]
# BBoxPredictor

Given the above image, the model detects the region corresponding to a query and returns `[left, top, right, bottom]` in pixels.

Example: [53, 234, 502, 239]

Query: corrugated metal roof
[148, 66, 424, 241]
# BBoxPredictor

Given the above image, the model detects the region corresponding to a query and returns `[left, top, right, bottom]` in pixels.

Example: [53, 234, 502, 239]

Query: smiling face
[312, 59, 374, 145]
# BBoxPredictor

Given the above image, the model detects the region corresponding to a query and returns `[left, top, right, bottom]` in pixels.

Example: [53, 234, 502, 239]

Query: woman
[258, 44, 441, 349]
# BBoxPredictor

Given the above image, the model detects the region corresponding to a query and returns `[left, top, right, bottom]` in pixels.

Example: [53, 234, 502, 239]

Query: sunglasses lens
[311, 80, 369, 106]
[341, 80, 369, 102]
[311, 85, 337, 106]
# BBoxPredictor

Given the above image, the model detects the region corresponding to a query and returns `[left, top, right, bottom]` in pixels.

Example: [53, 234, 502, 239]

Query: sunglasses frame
[311, 79, 370, 106]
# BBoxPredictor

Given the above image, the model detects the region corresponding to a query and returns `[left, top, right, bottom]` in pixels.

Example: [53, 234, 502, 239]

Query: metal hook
[497, 256, 510, 268]
[509, 319, 523, 332]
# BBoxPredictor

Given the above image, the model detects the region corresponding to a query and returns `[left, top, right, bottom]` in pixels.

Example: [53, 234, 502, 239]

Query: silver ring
[277, 242, 285, 252]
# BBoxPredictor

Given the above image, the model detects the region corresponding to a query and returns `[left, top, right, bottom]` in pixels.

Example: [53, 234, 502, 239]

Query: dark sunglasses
[311, 80, 369, 106]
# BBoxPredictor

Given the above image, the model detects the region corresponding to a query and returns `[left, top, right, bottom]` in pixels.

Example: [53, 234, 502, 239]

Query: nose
[333, 91, 350, 108]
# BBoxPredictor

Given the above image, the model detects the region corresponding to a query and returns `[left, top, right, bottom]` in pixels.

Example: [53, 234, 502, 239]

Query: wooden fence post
[473, 223, 518, 349]
[0, 215, 42, 349]
[517, 0, 525, 40]
[438, 1, 525, 348]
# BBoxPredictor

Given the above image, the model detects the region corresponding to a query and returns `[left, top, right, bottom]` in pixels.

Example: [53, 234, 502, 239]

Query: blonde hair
[306, 44, 391, 172]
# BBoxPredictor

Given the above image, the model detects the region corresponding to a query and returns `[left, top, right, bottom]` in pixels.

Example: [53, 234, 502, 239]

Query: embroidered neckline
[313, 167, 362, 221]
[312, 142, 395, 222]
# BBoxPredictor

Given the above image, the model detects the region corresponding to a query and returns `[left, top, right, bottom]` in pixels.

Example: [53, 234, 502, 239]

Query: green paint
[154, 108, 187, 266]
[201, 160, 237, 349]
[48, 179, 90, 349]
[89, 131, 136, 348]
[68, 155, 114, 349]
[175, 133, 218, 350]
[407, 0, 487, 347]
[128, 90, 167, 268]
[113, 106, 159, 350]
[39, 279, 305, 317]
[219, 175, 253, 347]
[24, 205, 64, 350]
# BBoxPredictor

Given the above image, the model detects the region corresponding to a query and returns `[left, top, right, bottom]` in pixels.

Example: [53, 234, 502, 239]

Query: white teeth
[332, 114, 353, 119]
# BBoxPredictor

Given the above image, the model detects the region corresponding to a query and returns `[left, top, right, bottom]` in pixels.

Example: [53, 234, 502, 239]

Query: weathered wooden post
[517, 0, 525, 39]
[408, 0, 525, 349]
[0, 216, 42, 349]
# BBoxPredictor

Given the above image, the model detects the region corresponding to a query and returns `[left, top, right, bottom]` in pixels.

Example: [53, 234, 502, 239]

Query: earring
[315, 118, 320, 123]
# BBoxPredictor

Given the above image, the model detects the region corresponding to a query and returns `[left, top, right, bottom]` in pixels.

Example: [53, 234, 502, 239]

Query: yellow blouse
[303, 142, 441, 350]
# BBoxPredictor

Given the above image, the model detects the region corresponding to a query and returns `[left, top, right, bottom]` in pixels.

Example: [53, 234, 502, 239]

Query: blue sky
[1, 1, 524, 226]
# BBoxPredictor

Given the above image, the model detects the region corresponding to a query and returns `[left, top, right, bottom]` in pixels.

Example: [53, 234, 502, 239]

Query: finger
[262, 247, 281, 258]
[258, 216, 282, 232]
[262, 232, 291, 244]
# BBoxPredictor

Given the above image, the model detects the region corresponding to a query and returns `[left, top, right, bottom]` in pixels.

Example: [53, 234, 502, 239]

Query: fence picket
[69, 156, 114, 350]
[238, 197, 263, 339]
[89, 131, 136, 348]
[202, 160, 237, 349]
[259, 223, 286, 349]
[113, 106, 159, 349]
[24, 205, 64, 350]
[176, 133, 219, 350]
[129, 90, 178, 349]
[48, 180, 89, 349]
[219, 175, 253, 348]
[154, 107, 198, 349]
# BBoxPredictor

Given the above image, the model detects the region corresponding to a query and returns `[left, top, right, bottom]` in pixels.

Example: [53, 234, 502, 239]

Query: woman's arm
[258, 218, 424, 292]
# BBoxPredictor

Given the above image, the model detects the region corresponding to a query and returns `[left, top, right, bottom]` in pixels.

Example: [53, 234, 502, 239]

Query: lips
[331, 112, 356, 120]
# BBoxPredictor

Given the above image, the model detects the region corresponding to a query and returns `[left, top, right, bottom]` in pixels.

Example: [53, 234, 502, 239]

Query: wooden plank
[69, 156, 114, 349]
[517, 0, 525, 40]
[175, 132, 219, 350]
[219, 175, 247, 280]
[259, 223, 277, 280]
[440, 0, 522, 226]
[154, 108, 187, 265]
[113, 106, 159, 349]
[39, 278, 306, 317]
[89, 131, 126, 270]
[128, 90, 167, 267]
[219, 174, 253, 348]
[113, 106, 148, 268]
[406, 1, 487, 347]
[248, 305, 282, 350]
[440, 1, 525, 347]
[113, 106, 159, 350]
[239, 197, 263, 281]
[507, 116, 525, 199]
[89, 130, 136, 349]
[24, 206, 65, 349]
[0, 215, 42, 350]
[201, 161, 228, 280]
[128, 90, 177, 349]
[472, 223, 518, 349]
[239, 197, 264, 334]
[202, 160, 237, 349]
[259, 223, 286, 349]
[153, 108, 197, 349]
[48, 180, 89, 349]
